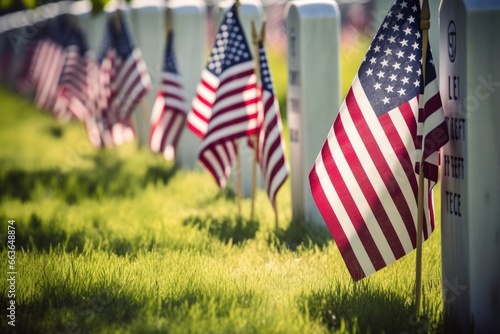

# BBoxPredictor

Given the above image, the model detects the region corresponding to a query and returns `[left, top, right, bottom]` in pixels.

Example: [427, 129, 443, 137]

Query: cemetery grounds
[0, 45, 448, 333]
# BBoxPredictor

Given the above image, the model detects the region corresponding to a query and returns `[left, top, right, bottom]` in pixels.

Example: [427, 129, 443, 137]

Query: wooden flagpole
[250, 21, 261, 221]
[415, 0, 430, 318]
[235, 0, 242, 216]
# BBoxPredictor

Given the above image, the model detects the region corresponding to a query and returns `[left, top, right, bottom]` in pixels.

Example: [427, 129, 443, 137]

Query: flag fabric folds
[309, 0, 449, 280]
[53, 15, 97, 122]
[149, 31, 187, 161]
[89, 12, 151, 148]
[256, 40, 288, 208]
[194, 5, 259, 188]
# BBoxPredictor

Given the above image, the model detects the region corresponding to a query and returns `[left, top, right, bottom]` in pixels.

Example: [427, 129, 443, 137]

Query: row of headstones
[1, 0, 498, 331]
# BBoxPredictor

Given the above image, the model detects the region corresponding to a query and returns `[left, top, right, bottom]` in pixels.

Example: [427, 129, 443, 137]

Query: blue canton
[164, 31, 179, 75]
[359, 0, 425, 116]
[98, 13, 134, 63]
[206, 5, 252, 76]
[258, 42, 273, 93]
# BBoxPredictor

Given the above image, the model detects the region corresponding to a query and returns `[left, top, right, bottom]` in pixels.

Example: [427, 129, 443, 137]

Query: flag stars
[369, 56, 377, 64]
[400, 39, 408, 47]
[415, 31, 421, 38]
[408, 53, 416, 61]
[407, 15, 415, 23]
[401, 76, 409, 85]
[380, 59, 389, 67]
[389, 74, 397, 81]
[417, 68, 422, 76]
[392, 62, 401, 70]
[412, 4, 418, 11]
[413, 79, 420, 87]
[373, 45, 381, 53]
[374, 82, 382, 90]
[396, 50, 405, 58]
[398, 88, 406, 96]
[384, 48, 392, 56]
[382, 22, 389, 29]
[385, 85, 394, 93]
[366, 68, 373, 76]
[404, 27, 412, 35]
[376, 71, 385, 79]
[412, 42, 419, 50]
[383, 97, 390, 104]
[400, 1, 408, 8]
[392, 24, 400, 32]
[396, 13, 404, 20]
[405, 65, 413, 73]
[388, 36, 396, 44]
[378, 34, 385, 41]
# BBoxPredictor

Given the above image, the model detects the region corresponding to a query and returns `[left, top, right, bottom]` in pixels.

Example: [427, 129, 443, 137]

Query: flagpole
[234, 0, 243, 216]
[236, 139, 243, 215]
[415, 0, 430, 318]
[250, 21, 261, 221]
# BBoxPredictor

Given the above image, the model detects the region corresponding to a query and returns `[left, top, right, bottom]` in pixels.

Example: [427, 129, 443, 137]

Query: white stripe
[150, 95, 165, 125]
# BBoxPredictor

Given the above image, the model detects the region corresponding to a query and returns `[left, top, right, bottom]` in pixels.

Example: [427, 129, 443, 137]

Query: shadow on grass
[0, 156, 177, 204]
[1, 213, 158, 256]
[182, 214, 259, 245]
[267, 221, 331, 251]
[299, 281, 443, 333]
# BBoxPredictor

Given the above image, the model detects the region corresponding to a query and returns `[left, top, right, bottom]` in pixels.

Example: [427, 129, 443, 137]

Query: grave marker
[286, 0, 341, 225]
[440, 1, 500, 332]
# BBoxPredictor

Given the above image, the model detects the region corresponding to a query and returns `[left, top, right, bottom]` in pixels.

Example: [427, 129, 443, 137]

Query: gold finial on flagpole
[415, 0, 430, 319]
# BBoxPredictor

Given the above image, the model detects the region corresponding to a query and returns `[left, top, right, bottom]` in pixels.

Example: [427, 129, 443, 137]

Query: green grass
[0, 50, 445, 333]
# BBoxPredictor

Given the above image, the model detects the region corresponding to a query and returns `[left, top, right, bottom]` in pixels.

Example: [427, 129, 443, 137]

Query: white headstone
[440, 1, 500, 332]
[130, 0, 165, 147]
[168, 0, 206, 169]
[217, 0, 264, 197]
[285, 1, 341, 225]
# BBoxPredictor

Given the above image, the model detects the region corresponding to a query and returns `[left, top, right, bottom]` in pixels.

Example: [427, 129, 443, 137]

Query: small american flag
[53, 15, 96, 122]
[195, 4, 259, 188]
[309, 0, 448, 280]
[31, 17, 67, 114]
[149, 31, 187, 161]
[90, 11, 151, 148]
[256, 40, 288, 208]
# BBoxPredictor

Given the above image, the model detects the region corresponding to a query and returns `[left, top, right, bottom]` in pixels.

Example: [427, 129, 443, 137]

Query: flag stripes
[256, 41, 288, 207]
[309, 0, 448, 280]
[196, 5, 259, 188]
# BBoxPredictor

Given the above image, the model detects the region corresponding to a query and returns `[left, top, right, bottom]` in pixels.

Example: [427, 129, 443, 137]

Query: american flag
[195, 4, 259, 188]
[53, 15, 96, 122]
[31, 17, 67, 114]
[309, 0, 449, 280]
[256, 40, 288, 207]
[90, 11, 151, 148]
[149, 31, 187, 161]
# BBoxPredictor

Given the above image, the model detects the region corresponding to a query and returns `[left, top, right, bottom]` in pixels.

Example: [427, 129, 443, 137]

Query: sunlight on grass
[0, 69, 444, 334]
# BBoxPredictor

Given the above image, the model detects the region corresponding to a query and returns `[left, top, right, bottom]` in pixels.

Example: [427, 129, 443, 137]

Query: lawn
[0, 41, 446, 333]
